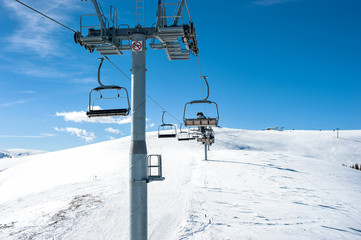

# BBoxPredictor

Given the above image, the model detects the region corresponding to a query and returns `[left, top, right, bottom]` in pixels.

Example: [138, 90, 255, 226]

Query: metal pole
[336, 128, 339, 138]
[204, 143, 207, 161]
[129, 33, 147, 240]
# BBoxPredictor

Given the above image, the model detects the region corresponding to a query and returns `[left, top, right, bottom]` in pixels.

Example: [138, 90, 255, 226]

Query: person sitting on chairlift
[197, 112, 206, 119]
[197, 112, 206, 134]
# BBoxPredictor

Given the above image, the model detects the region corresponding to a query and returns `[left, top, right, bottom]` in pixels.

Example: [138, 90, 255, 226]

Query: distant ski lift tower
[74, 1, 199, 240]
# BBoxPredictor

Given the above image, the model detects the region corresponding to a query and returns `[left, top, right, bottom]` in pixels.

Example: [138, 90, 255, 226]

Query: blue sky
[0, 0, 360, 151]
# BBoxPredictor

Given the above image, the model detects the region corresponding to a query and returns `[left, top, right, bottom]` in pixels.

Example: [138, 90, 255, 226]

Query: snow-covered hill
[0, 128, 361, 239]
[0, 149, 47, 173]
[0, 149, 46, 159]
[0, 152, 12, 159]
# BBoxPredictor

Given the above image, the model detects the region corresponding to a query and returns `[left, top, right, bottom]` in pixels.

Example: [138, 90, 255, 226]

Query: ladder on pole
[136, 0, 145, 27]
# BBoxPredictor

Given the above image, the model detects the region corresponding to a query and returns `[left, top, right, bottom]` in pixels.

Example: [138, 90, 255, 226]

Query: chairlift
[190, 128, 202, 139]
[158, 111, 177, 138]
[197, 137, 215, 144]
[197, 127, 215, 145]
[178, 124, 195, 141]
[87, 58, 130, 118]
[183, 76, 219, 127]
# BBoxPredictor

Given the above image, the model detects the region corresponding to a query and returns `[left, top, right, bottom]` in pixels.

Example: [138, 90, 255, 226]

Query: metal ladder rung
[119, 45, 132, 50]
[162, 38, 179, 42]
[149, 43, 164, 49]
[168, 49, 182, 53]
[158, 27, 184, 33]
[136, 0, 145, 26]
[158, 33, 184, 37]
[169, 56, 190, 60]
[165, 42, 180, 47]
[99, 51, 121, 55]
[81, 37, 106, 44]
[95, 46, 123, 55]
[167, 44, 181, 48]
[169, 52, 189, 56]
[96, 45, 117, 50]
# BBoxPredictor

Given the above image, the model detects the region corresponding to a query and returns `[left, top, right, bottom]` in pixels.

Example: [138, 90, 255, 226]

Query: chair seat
[197, 137, 215, 144]
[178, 137, 191, 141]
[87, 109, 129, 117]
[158, 133, 177, 138]
[184, 118, 218, 127]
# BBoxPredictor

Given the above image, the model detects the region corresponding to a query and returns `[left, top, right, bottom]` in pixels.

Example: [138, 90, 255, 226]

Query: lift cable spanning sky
[103, 56, 184, 124]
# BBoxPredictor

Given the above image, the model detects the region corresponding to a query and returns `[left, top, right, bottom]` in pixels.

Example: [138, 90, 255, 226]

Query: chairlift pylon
[183, 76, 219, 127]
[158, 111, 177, 138]
[86, 58, 130, 118]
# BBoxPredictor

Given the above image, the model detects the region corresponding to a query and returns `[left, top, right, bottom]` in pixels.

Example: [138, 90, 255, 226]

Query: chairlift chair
[197, 127, 215, 145]
[86, 58, 130, 118]
[158, 111, 177, 138]
[190, 128, 202, 139]
[183, 76, 219, 127]
[197, 137, 215, 144]
[177, 124, 195, 141]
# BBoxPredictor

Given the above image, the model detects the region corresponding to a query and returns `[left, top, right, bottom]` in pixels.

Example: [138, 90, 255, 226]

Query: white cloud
[71, 77, 96, 84]
[107, 136, 116, 140]
[146, 123, 155, 129]
[54, 127, 95, 142]
[56, 111, 132, 125]
[105, 128, 123, 135]
[0, 99, 29, 107]
[40, 133, 57, 137]
[23, 90, 37, 94]
[252, 0, 298, 6]
[0, 133, 55, 138]
[17, 62, 70, 78]
[3, 0, 82, 56]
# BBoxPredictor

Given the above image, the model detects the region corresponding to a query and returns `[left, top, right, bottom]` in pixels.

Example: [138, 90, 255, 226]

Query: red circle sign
[132, 41, 142, 51]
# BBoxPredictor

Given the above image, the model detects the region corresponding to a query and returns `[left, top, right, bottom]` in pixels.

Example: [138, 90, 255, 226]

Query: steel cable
[15, 0, 77, 33]
[104, 56, 183, 124]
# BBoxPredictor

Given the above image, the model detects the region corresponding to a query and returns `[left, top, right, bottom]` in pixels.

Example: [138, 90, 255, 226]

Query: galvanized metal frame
[74, 0, 199, 239]
[147, 154, 165, 182]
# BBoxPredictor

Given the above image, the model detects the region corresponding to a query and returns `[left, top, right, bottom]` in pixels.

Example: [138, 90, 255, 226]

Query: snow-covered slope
[0, 152, 12, 159]
[0, 149, 47, 172]
[0, 129, 361, 239]
[0, 149, 46, 159]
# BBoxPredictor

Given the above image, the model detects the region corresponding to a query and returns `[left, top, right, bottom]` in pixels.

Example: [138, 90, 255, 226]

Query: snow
[0, 128, 361, 239]
[0, 149, 47, 173]
[0, 149, 46, 159]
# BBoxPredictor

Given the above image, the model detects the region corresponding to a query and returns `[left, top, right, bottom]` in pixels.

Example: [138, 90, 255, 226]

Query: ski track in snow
[1, 129, 361, 239]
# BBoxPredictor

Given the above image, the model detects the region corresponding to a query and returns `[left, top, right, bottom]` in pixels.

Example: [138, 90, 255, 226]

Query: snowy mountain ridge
[0, 149, 46, 159]
[0, 128, 361, 239]
[0, 152, 12, 159]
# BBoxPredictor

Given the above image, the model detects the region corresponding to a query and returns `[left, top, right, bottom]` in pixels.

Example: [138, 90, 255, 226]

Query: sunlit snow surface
[1, 128, 361, 239]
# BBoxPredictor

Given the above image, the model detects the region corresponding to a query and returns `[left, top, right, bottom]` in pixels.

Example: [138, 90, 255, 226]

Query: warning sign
[132, 41, 143, 52]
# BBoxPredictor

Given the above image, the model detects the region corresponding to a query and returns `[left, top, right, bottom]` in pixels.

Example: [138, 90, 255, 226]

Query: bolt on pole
[129, 33, 148, 240]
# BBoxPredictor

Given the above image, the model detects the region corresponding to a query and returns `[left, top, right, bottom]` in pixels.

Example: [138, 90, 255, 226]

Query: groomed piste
[1, 128, 361, 239]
